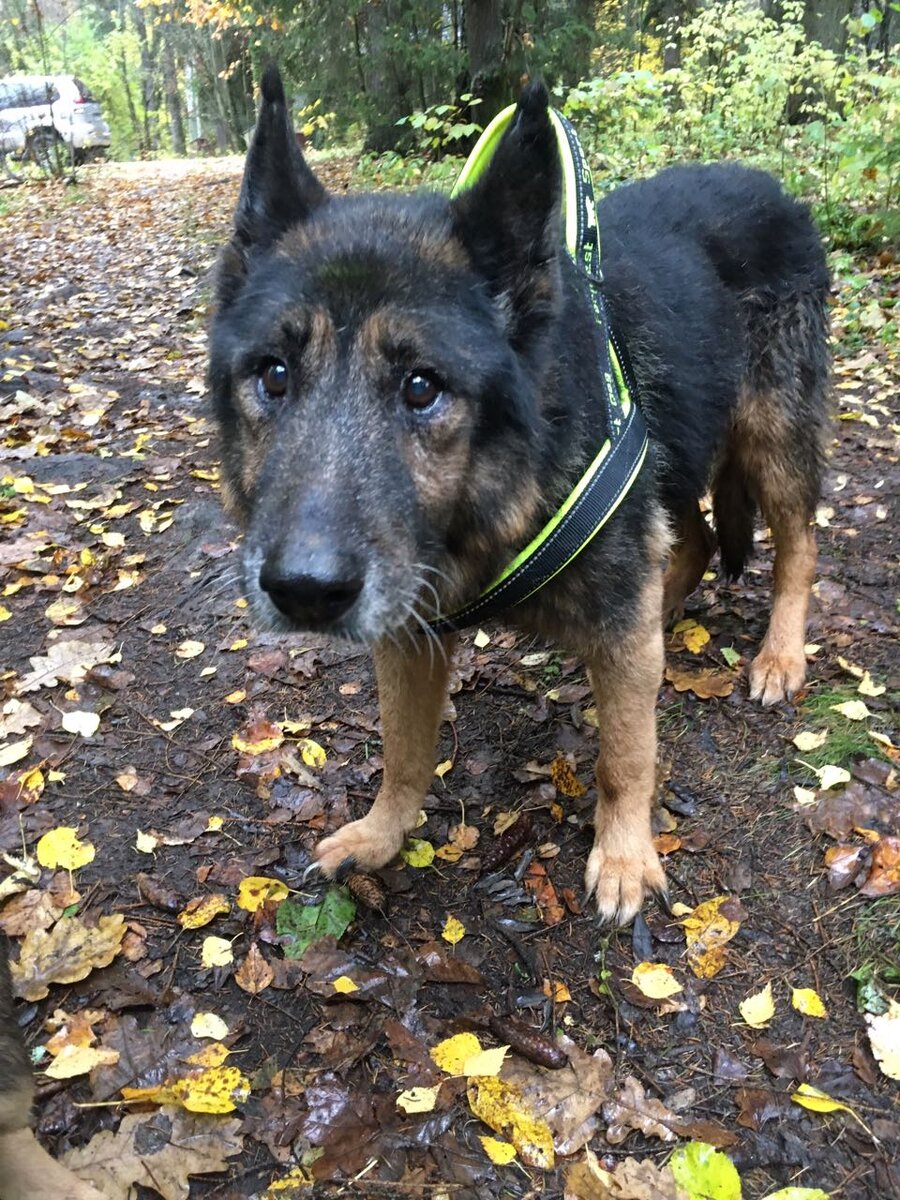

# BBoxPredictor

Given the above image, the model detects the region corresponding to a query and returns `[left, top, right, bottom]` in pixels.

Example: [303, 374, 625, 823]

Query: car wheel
[26, 127, 64, 170]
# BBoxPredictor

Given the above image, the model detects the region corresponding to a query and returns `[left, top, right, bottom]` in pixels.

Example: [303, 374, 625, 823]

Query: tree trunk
[161, 35, 186, 156]
[464, 0, 510, 125]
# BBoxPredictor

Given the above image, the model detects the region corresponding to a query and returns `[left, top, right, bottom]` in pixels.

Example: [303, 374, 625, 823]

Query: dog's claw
[653, 886, 673, 917]
[301, 861, 323, 884]
[333, 856, 356, 882]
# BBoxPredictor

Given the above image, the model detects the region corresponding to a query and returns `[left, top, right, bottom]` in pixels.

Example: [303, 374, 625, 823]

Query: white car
[0, 75, 111, 164]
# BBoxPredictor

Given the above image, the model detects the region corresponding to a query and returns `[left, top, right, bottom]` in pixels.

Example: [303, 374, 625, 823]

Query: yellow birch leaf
[480, 1135, 517, 1165]
[467, 1075, 555, 1169]
[435, 843, 464, 863]
[206, 816, 224, 832]
[793, 786, 818, 806]
[122, 1064, 250, 1114]
[434, 759, 453, 779]
[791, 1083, 853, 1115]
[175, 640, 205, 659]
[187, 1042, 231, 1068]
[236, 876, 289, 912]
[791, 987, 828, 1018]
[682, 895, 741, 979]
[543, 979, 572, 1003]
[474, 629, 490, 648]
[178, 893, 230, 929]
[135, 830, 158, 854]
[332, 975, 358, 994]
[740, 982, 775, 1028]
[683, 623, 711, 653]
[60, 710, 100, 737]
[493, 811, 520, 835]
[298, 738, 326, 768]
[224, 690, 246, 704]
[632, 962, 683, 1000]
[462, 1045, 509, 1077]
[191, 1012, 229, 1040]
[442, 915, 466, 945]
[431, 1032, 482, 1075]
[550, 754, 586, 798]
[830, 700, 871, 721]
[44, 1044, 119, 1079]
[857, 672, 886, 698]
[398, 1085, 440, 1113]
[865, 1000, 900, 1081]
[36, 827, 95, 871]
[815, 764, 851, 790]
[228, 638, 248, 651]
[0, 737, 32, 767]
[201, 937, 234, 968]
[10, 914, 126, 1002]
[793, 730, 828, 752]
[231, 725, 283, 755]
[400, 838, 435, 868]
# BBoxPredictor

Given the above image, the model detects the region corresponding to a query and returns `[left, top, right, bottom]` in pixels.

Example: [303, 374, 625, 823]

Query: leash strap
[429, 103, 649, 634]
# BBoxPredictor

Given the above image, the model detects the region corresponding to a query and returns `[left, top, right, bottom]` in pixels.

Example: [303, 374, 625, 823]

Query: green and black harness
[427, 104, 649, 634]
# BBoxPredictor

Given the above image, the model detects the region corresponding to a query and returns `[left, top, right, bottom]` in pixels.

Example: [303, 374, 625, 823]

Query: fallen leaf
[175, 640, 205, 659]
[234, 943, 273, 994]
[793, 730, 828, 752]
[682, 895, 742, 978]
[632, 962, 683, 1000]
[177, 893, 230, 930]
[665, 665, 735, 699]
[550, 754, 586, 798]
[236, 875, 289, 912]
[332, 975, 358, 994]
[200, 937, 234, 968]
[865, 1000, 900, 1081]
[135, 830, 158, 854]
[791, 987, 828, 1018]
[682, 623, 710, 653]
[0, 736, 32, 767]
[276, 888, 356, 959]
[480, 1135, 516, 1165]
[17, 638, 117, 692]
[397, 1085, 440, 1114]
[740, 982, 776, 1028]
[859, 836, 900, 898]
[61, 1109, 243, 1200]
[431, 1032, 483, 1075]
[11, 913, 126, 1001]
[44, 1043, 120, 1079]
[298, 737, 326, 768]
[434, 758, 453, 779]
[190, 1013, 229, 1040]
[461, 1045, 509, 1077]
[467, 1075, 555, 1169]
[669, 1141, 741, 1200]
[36, 827, 95, 871]
[122, 1062, 250, 1114]
[231, 715, 284, 755]
[814, 764, 852, 790]
[831, 700, 871, 721]
[442, 915, 466, 945]
[400, 837, 435, 868]
[603, 1076, 681, 1144]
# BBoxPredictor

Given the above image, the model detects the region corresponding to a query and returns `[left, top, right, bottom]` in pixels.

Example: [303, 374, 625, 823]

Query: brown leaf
[664, 665, 735, 699]
[602, 1076, 680, 1144]
[11, 914, 126, 1001]
[234, 942, 273, 995]
[565, 1151, 682, 1200]
[0, 887, 63, 935]
[523, 862, 565, 926]
[61, 1107, 243, 1200]
[859, 835, 900, 897]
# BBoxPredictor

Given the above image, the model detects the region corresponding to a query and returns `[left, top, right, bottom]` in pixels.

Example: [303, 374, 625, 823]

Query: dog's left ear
[217, 63, 327, 306]
[452, 81, 561, 340]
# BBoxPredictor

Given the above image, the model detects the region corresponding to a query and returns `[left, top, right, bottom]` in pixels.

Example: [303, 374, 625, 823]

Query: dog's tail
[711, 458, 756, 580]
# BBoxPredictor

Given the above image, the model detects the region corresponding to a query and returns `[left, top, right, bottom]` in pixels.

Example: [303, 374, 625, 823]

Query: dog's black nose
[259, 553, 364, 627]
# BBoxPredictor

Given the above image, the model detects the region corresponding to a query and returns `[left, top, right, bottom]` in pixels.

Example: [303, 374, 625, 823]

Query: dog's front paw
[313, 816, 405, 877]
[585, 829, 667, 926]
[749, 643, 806, 706]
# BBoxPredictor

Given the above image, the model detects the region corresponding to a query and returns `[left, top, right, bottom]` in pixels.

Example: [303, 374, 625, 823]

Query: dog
[0, 937, 104, 1199]
[208, 64, 829, 925]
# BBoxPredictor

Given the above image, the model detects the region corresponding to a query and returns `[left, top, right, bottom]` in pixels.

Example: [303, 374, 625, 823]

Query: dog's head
[209, 64, 562, 642]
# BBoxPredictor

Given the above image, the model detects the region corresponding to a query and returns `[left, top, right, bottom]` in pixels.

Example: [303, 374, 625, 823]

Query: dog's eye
[403, 372, 443, 411]
[258, 360, 289, 400]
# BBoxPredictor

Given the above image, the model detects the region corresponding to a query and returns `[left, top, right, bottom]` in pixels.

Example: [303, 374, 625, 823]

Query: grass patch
[851, 896, 900, 1009]
[794, 684, 890, 770]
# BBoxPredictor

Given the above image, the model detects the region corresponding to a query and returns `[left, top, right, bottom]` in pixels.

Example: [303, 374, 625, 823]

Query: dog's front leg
[584, 566, 668, 924]
[314, 634, 455, 875]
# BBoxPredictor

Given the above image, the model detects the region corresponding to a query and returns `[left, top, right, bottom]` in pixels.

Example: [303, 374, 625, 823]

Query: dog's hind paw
[584, 835, 667, 926]
[314, 816, 405, 877]
[749, 644, 806, 706]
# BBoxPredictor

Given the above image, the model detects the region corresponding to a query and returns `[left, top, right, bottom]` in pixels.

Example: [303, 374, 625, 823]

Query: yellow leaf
[236, 876, 289, 912]
[0, 737, 32, 767]
[474, 629, 490, 648]
[400, 837, 435, 868]
[206, 815, 224, 832]
[815, 764, 851, 790]
[431, 1032, 482, 1075]
[442, 915, 466, 945]
[44, 1044, 119, 1079]
[865, 1000, 900, 1081]
[224, 690, 246, 704]
[791, 1083, 852, 1115]
[632, 962, 683, 1000]
[187, 1041, 231, 1068]
[298, 738, 326, 768]
[228, 638, 247, 650]
[178, 893, 230, 929]
[0, 604, 11, 622]
[682, 895, 741, 979]
[191, 1012, 230, 1040]
[36, 827, 95, 871]
[683, 623, 710, 653]
[397, 1085, 440, 1113]
[122, 1064, 250, 1114]
[830, 700, 871, 721]
[791, 987, 828, 1018]
[116, 766, 138, 792]
[740, 982, 775, 1028]
[231, 725, 283, 755]
[434, 758, 453, 779]
[480, 1135, 517, 1165]
[462, 1045, 509, 1077]
[61, 710, 100, 737]
[793, 729, 828, 752]
[543, 979, 572, 1003]
[467, 1075, 555, 1169]
[201, 936, 234, 968]
[857, 672, 885, 698]
[332, 975, 358, 994]
[550, 754, 586, 798]
[435, 843, 464, 863]
[793, 786, 818, 806]
[10, 914, 126, 1002]
[135, 830, 158, 854]
[493, 811, 520, 835]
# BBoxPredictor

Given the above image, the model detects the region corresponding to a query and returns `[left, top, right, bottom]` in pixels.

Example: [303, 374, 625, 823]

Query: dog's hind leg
[729, 288, 829, 706]
[313, 635, 455, 875]
[583, 557, 668, 924]
[663, 504, 716, 625]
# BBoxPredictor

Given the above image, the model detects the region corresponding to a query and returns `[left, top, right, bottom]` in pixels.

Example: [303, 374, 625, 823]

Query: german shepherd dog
[209, 65, 829, 924]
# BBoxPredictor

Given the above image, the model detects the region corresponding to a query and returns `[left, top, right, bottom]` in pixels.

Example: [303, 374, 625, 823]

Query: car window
[28, 81, 59, 105]
[73, 78, 97, 103]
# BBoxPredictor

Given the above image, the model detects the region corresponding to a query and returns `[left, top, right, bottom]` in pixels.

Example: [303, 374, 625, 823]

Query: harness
[427, 104, 649, 635]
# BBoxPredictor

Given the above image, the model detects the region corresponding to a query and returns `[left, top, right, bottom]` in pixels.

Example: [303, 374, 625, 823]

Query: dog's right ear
[217, 64, 327, 306]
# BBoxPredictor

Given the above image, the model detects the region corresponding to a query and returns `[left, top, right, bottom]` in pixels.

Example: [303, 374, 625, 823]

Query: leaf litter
[0, 160, 897, 1197]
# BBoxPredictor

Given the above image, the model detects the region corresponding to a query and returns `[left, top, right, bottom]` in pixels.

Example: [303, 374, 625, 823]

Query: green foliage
[353, 150, 465, 193]
[276, 886, 356, 960]
[396, 95, 481, 158]
[561, 1, 899, 249]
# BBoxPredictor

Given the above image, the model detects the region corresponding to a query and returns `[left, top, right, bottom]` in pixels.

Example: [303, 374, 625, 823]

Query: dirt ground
[0, 159, 897, 1200]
